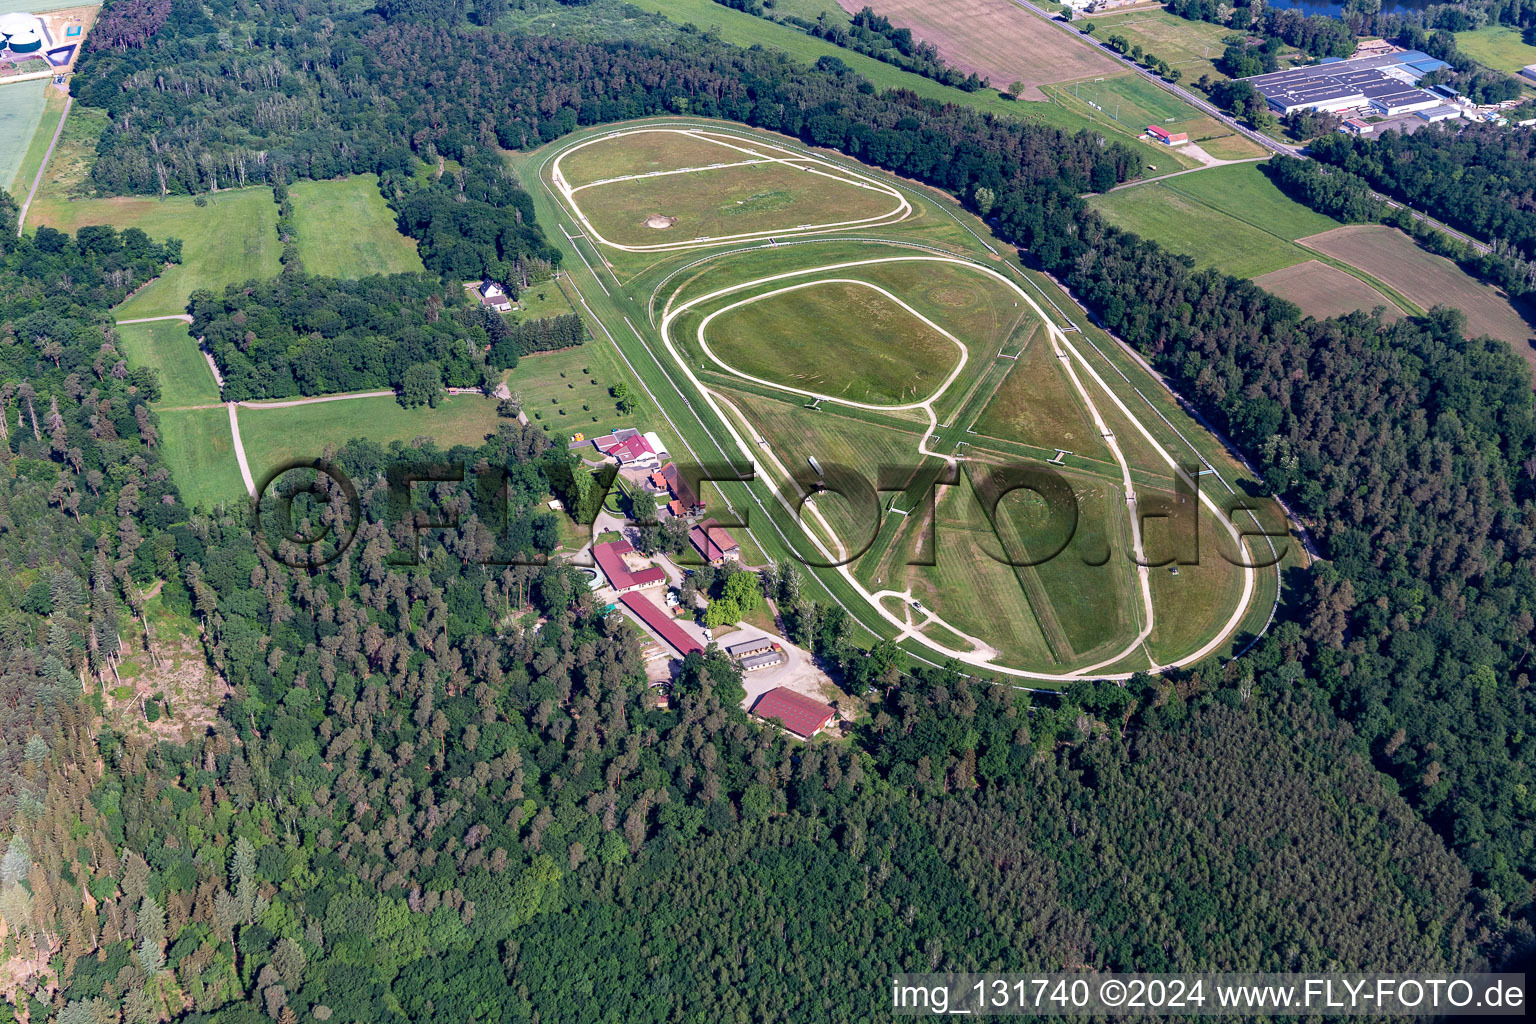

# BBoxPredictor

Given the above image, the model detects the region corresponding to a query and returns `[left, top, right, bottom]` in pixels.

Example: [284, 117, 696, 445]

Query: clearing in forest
[32, 188, 282, 319]
[289, 174, 425, 278]
[117, 319, 220, 409]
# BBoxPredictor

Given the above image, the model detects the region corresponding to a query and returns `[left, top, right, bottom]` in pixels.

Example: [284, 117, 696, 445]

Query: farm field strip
[834, 0, 1122, 99]
[1300, 224, 1536, 365]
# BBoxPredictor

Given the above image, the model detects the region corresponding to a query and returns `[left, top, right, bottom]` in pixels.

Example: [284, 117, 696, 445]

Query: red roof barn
[592, 539, 668, 593]
[751, 687, 835, 738]
[619, 593, 704, 657]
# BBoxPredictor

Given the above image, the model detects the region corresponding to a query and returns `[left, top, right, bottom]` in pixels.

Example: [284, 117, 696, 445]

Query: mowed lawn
[117, 320, 221, 408]
[157, 407, 247, 511]
[704, 279, 960, 405]
[31, 188, 282, 319]
[1301, 225, 1536, 369]
[235, 394, 504, 489]
[0, 79, 48, 194]
[1455, 25, 1536, 75]
[572, 158, 902, 247]
[557, 128, 774, 187]
[289, 174, 424, 278]
[972, 327, 1110, 462]
[1091, 163, 1341, 278]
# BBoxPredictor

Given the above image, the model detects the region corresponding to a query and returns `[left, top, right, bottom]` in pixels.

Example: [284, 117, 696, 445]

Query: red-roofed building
[751, 687, 836, 739]
[689, 518, 740, 564]
[593, 427, 659, 468]
[1146, 125, 1188, 146]
[592, 539, 668, 593]
[620, 593, 704, 657]
[666, 499, 686, 518]
[657, 462, 704, 515]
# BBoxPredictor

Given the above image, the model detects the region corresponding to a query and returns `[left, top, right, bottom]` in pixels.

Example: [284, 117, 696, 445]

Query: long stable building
[619, 593, 703, 657]
[1244, 50, 1450, 116]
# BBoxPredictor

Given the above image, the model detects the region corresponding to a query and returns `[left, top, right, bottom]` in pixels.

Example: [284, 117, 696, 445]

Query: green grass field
[972, 328, 1110, 461]
[0, 80, 48, 194]
[32, 188, 282, 319]
[505, 301, 678, 455]
[236, 395, 504, 493]
[1455, 25, 1536, 75]
[704, 279, 960, 405]
[117, 320, 220, 408]
[157, 407, 246, 511]
[289, 174, 425, 278]
[571, 156, 904, 248]
[1091, 162, 1341, 278]
[558, 128, 770, 185]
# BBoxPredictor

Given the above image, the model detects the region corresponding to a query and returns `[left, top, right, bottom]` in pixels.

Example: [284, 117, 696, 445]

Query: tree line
[189, 273, 494, 402]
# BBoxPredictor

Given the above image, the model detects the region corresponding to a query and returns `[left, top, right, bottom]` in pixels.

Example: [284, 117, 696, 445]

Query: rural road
[115, 315, 193, 325]
[17, 93, 71, 237]
[1010, 1, 1493, 255]
[228, 403, 257, 498]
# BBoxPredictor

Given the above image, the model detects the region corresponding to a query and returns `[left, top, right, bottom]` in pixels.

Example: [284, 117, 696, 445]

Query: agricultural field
[1083, 8, 1236, 85]
[556, 127, 908, 251]
[32, 188, 282, 319]
[1253, 260, 1404, 323]
[289, 174, 424, 278]
[1045, 72, 1265, 162]
[1300, 225, 1536, 367]
[1454, 24, 1536, 75]
[1, 79, 50, 194]
[116, 320, 220, 409]
[518, 117, 1287, 678]
[835, 0, 1121, 99]
[1091, 162, 1342, 278]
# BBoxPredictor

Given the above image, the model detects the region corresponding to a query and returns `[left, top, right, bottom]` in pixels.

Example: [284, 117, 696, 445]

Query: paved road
[17, 93, 71, 236]
[1009, 1, 1493, 255]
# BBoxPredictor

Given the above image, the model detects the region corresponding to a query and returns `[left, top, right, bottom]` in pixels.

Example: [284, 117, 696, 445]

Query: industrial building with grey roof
[1243, 50, 1452, 117]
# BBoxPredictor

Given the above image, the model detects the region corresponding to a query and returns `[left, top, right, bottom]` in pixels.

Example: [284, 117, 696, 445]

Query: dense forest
[6, 0, 1536, 1019]
[189, 275, 496, 402]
